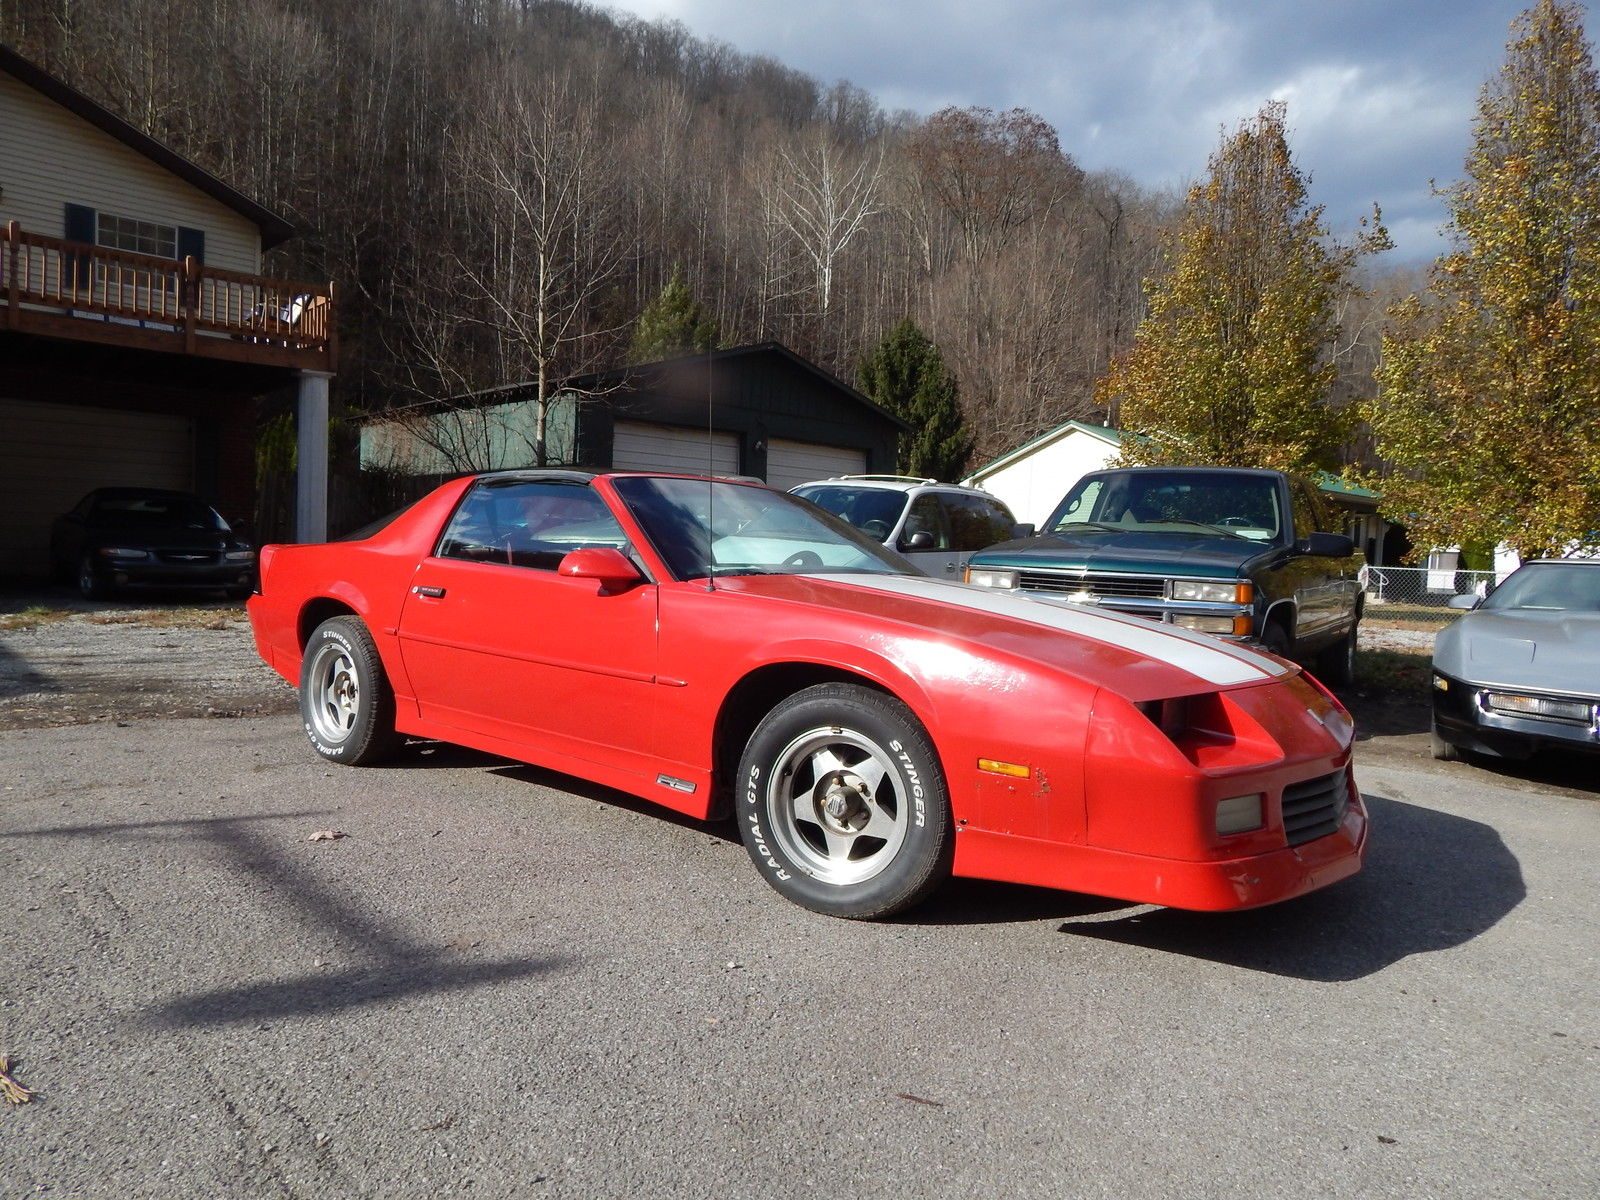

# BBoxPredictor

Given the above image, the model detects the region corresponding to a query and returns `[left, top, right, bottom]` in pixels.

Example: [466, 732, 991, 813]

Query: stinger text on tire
[737, 682, 953, 919]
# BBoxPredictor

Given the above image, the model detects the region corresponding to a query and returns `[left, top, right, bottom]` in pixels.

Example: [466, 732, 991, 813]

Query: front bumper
[1432, 670, 1600, 757]
[953, 788, 1368, 911]
[93, 557, 255, 591]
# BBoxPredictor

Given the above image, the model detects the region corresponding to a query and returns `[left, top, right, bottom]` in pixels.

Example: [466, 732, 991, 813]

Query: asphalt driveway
[1, 591, 1596, 1198]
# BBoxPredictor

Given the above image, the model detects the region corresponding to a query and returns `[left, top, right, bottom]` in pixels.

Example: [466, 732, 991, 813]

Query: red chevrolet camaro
[248, 470, 1367, 919]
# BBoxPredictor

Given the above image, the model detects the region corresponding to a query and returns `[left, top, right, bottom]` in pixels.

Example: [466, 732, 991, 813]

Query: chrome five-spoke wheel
[305, 639, 361, 746]
[299, 616, 401, 765]
[765, 727, 910, 886]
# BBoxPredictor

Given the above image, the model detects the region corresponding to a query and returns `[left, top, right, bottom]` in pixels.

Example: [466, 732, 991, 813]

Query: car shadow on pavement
[4, 808, 568, 1028]
[1446, 747, 1600, 795]
[1053, 793, 1525, 981]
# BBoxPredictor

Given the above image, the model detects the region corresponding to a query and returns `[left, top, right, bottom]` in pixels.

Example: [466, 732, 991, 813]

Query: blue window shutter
[177, 226, 205, 264]
[64, 203, 95, 286]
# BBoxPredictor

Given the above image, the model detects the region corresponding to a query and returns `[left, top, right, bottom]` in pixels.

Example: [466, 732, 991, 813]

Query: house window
[95, 212, 178, 259]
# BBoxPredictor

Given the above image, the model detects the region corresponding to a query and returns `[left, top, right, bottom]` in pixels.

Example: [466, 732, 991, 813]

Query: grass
[1354, 646, 1433, 698]
[87, 606, 245, 631]
[1361, 602, 1461, 629]
[0, 605, 75, 632]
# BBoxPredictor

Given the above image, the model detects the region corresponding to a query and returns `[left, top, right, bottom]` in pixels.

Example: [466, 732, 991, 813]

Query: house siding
[0, 71, 260, 272]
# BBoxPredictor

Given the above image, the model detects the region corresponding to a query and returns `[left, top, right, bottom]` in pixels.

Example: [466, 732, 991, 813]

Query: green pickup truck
[964, 466, 1364, 683]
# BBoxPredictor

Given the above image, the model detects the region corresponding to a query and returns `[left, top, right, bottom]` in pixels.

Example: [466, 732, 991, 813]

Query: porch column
[296, 369, 332, 544]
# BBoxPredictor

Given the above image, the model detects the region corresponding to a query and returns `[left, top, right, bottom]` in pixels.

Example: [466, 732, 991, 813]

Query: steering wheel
[860, 519, 891, 540]
[1217, 517, 1252, 527]
[782, 550, 823, 569]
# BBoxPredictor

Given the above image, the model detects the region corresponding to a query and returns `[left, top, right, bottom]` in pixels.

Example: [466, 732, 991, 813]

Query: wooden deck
[2, 222, 335, 372]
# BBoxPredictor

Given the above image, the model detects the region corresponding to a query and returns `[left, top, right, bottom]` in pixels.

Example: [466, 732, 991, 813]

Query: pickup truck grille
[1017, 570, 1165, 600]
[1281, 768, 1350, 846]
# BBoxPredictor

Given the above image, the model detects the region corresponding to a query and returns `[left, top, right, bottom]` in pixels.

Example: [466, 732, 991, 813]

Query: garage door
[612, 421, 740, 477]
[0, 398, 195, 580]
[764, 438, 868, 491]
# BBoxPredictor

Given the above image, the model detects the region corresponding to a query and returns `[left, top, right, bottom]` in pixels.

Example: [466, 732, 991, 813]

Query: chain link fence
[1361, 564, 1499, 624]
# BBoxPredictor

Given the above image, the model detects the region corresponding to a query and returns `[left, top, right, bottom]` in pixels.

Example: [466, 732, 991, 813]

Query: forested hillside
[1, 0, 1170, 462]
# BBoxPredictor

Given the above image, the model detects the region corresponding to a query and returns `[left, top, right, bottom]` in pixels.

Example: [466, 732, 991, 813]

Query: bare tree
[763, 132, 884, 317]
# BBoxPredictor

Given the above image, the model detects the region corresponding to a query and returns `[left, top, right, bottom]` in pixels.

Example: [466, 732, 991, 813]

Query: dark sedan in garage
[50, 487, 257, 600]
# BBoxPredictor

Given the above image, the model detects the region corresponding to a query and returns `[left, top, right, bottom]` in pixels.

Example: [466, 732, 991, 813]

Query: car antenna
[705, 343, 716, 592]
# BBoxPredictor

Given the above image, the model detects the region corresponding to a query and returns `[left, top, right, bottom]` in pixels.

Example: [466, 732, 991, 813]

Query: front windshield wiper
[1050, 520, 1121, 533]
[1145, 517, 1252, 539]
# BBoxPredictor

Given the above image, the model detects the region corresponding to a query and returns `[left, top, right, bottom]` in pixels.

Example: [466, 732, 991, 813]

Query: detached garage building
[361, 343, 906, 490]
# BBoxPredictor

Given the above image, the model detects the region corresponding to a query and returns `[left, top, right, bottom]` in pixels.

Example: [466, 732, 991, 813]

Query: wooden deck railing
[2, 221, 335, 371]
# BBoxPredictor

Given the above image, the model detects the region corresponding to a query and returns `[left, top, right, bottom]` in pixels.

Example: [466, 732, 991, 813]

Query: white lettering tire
[737, 683, 953, 919]
[300, 616, 402, 766]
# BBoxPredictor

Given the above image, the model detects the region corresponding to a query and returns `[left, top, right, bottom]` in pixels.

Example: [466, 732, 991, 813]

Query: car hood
[720, 572, 1290, 699]
[971, 531, 1274, 578]
[1434, 609, 1600, 699]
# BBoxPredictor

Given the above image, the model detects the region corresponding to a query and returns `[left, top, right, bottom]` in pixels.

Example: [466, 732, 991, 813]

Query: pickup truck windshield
[1046, 472, 1283, 542]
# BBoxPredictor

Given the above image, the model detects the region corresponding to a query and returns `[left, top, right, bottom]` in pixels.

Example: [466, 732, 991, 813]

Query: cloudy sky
[595, 0, 1565, 261]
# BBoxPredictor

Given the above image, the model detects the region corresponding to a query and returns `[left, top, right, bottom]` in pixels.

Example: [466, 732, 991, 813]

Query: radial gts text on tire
[737, 682, 954, 919]
[300, 616, 403, 765]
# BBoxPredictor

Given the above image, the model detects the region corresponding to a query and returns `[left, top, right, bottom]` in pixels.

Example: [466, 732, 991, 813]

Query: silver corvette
[1431, 559, 1600, 761]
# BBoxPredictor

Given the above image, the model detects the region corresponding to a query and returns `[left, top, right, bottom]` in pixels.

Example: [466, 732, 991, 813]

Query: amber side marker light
[978, 758, 1031, 779]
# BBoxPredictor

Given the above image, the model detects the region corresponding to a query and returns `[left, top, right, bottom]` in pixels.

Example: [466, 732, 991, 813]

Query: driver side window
[437, 480, 626, 570]
[900, 494, 951, 551]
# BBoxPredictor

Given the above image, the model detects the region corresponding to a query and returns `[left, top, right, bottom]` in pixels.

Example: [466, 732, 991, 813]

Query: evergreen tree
[858, 319, 971, 479]
[626, 265, 720, 363]
[1371, 1, 1600, 558]
[1099, 102, 1388, 473]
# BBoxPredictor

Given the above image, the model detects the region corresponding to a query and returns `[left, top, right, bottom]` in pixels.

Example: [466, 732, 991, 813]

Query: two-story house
[0, 43, 335, 582]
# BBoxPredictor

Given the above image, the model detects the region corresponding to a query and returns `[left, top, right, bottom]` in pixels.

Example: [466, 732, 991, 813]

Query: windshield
[1046, 472, 1283, 541]
[614, 477, 911, 581]
[1480, 563, 1600, 612]
[790, 485, 909, 543]
[91, 495, 229, 532]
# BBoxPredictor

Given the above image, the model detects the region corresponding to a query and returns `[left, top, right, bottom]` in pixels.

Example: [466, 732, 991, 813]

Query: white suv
[790, 476, 1026, 579]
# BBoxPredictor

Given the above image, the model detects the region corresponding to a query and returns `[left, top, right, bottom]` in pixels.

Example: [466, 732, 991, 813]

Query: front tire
[300, 616, 402, 765]
[1259, 619, 1292, 661]
[1430, 724, 1462, 762]
[78, 555, 111, 601]
[737, 683, 953, 919]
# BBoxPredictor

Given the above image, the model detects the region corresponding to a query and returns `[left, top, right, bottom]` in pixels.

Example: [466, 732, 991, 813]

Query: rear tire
[737, 683, 953, 919]
[300, 616, 402, 766]
[1316, 623, 1358, 686]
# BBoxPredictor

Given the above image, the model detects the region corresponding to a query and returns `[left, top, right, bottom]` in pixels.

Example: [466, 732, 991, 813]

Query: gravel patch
[1360, 624, 1440, 654]
[0, 588, 294, 730]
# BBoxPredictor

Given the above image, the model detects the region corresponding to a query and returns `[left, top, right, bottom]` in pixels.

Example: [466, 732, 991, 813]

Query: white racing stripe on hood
[838, 575, 1280, 687]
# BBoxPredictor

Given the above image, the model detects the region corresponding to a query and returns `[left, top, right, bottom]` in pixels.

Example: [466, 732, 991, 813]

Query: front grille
[1281, 768, 1349, 846]
[1017, 570, 1165, 599]
[157, 551, 219, 565]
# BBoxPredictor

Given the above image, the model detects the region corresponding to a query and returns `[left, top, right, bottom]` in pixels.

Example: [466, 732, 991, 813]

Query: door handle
[412, 585, 446, 598]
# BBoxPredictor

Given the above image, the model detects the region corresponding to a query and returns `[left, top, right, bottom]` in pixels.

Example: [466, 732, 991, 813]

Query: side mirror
[1297, 532, 1354, 558]
[901, 531, 935, 550]
[1447, 593, 1481, 610]
[1011, 523, 1036, 539]
[559, 547, 644, 593]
